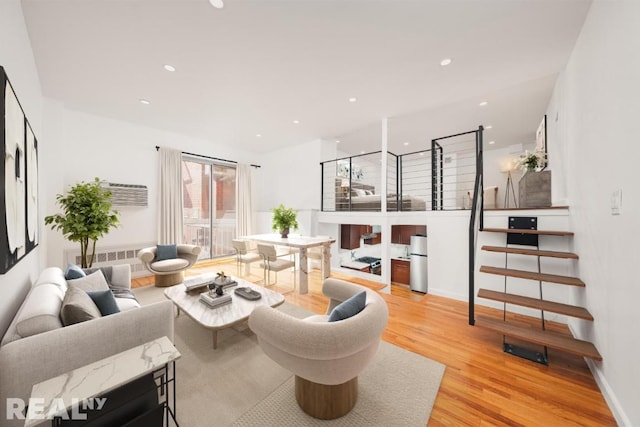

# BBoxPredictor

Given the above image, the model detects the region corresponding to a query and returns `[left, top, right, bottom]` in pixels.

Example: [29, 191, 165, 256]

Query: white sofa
[0, 266, 174, 427]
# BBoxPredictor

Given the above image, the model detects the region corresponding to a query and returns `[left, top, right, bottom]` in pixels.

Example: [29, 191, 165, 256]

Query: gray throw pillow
[328, 291, 367, 322]
[66, 270, 110, 292]
[60, 287, 102, 326]
[156, 244, 178, 261]
[86, 290, 121, 316]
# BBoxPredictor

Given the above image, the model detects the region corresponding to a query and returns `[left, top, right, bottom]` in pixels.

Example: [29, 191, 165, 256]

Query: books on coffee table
[199, 292, 232, 308]
[184, 277, 210, 292]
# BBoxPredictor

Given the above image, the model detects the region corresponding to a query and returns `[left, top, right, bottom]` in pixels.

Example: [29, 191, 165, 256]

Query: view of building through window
[182, 157, 236, 259]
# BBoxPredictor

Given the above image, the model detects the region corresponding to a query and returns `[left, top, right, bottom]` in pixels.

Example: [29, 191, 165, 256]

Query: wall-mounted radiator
[64, 242, 155, 278]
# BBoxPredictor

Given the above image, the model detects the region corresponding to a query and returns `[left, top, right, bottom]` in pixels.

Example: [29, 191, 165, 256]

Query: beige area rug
[135, 285, 445, 426]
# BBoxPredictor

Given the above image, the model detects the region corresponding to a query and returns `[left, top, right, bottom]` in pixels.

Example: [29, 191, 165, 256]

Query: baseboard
[568, 324, 631, 426]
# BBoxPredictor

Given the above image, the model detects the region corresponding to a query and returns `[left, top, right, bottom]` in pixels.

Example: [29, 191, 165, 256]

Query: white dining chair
[257, 243, 296, 291]
[231, 239, 261, 276]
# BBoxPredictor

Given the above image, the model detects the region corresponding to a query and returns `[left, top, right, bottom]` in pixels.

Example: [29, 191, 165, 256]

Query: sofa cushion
[60, 287, 102, 326]
[64, 264, 86, 280]
[156, 244, 178, 261]
[115, 297, 141, 312]
[86, 290, 121, 316]
[83, 266, 128, 293]
[328, 291, 367, 322]
[34, 267, 68, 290]
[66, 270, 110, 292]
[6, 284, 65, 344]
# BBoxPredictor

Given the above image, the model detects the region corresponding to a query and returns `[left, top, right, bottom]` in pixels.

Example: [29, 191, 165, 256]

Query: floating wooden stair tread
[481, 245, 579, 259]
[475, 316, 602, 361]
[482, 228, 574, 236]
[480, 266, 585, 287]
[477, 289, 593, 320]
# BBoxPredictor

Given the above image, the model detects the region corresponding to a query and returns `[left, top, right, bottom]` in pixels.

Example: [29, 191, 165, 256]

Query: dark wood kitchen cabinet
[391, 225, 427, 245]
[391, 259, 410, 285]
[341, 224, 366, 250]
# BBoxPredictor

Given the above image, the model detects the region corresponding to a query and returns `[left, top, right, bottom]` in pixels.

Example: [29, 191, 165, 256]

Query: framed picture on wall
[1, 65, 39, 274]
[536, 114, 548, 170]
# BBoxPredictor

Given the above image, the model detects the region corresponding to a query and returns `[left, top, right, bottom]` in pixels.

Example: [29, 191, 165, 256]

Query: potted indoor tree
[45, 177, 120, 267]
[271, 204, 298, 238]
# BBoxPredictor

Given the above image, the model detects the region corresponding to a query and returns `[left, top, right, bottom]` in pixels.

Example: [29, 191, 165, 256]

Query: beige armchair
[248, 278, 388, 419]
[137, 244, 201, 287]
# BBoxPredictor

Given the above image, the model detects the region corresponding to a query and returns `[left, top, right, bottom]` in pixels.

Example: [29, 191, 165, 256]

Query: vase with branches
[45, 178, 120, 268]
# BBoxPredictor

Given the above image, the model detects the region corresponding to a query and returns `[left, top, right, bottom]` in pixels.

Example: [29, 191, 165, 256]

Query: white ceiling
[20, 0, 591, 156]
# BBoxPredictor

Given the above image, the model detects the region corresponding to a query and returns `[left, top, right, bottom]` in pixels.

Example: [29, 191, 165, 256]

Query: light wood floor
[133, 258, 616, 426]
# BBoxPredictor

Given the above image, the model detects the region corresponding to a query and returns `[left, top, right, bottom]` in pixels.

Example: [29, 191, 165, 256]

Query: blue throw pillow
[328, 291, 367, 322]
[156, 244, 178, 261]
[86, 290, 121, 316]
[65, 264, 86, 280]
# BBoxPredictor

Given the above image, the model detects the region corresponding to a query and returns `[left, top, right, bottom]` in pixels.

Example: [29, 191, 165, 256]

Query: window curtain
[158, 147, 183, 244]
[235, 163, 253, 237]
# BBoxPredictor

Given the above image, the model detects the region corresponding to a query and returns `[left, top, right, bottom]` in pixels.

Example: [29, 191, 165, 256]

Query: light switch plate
[611, 189, 622, 215]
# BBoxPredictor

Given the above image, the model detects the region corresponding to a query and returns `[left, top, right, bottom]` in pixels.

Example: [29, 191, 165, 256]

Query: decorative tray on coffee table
[234, 287, 262, 300]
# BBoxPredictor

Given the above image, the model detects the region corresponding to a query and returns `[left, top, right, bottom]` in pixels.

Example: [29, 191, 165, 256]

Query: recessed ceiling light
[485, 125, 493, 129]
[479, 101, 488, 107]
[292, 120, 300, 124]
[403, 142, 410, 146]
[139, 99, 150, 105]
[360, 151, 365, 154]
[163, 64, 176, 72]
[419, 152, 424, 156]
[440, 58, 452, 66]
[349, 97, 357, 103]
[335, 140, 341, 144]
[489, 140, 495, 145]
[209, 0, 224, 8]
[256, 134, 262, 138]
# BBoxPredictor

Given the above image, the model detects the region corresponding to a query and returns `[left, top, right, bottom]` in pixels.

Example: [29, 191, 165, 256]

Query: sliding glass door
[182, 157, 236, 260]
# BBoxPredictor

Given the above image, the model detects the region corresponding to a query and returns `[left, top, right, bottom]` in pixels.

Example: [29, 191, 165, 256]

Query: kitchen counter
[391, 256, 411, 261]
[340, 261, 370, 270]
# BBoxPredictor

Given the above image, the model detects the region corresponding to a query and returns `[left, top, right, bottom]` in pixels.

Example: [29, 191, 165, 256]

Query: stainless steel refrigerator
[409, 234, 428, 293]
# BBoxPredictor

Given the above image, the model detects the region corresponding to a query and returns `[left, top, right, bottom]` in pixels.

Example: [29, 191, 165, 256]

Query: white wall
[41, 104, 259, 266]
[255, 138, 323, 212]
[483, 143, 535, 209]
[546, 2, 640, 424]
[0, 0, 45, 336]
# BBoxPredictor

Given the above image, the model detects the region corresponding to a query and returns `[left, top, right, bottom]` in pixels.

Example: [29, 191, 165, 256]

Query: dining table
[239, 234, 336, 294]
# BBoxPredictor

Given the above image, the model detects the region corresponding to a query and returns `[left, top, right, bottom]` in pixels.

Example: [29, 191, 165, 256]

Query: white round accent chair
[248, 278, 388, 419]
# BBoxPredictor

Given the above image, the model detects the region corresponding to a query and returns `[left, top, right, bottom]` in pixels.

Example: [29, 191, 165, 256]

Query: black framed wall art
[0, 66, 39, 274]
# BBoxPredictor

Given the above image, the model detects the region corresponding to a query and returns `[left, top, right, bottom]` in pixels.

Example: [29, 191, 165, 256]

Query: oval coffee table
[164, 278, 285, 349]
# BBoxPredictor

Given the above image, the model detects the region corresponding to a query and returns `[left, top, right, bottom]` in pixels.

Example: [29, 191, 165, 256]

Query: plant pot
[518, 170, 551, 208]
[280, 228, 290, 238]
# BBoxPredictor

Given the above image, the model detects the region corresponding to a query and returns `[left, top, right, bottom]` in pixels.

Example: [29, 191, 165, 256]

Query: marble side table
[24, 336, 181, 427]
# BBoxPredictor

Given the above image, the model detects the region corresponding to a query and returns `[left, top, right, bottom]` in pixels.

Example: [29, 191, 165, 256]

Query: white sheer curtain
[157, 147, 183, 244]
[235, 163, 253, 237]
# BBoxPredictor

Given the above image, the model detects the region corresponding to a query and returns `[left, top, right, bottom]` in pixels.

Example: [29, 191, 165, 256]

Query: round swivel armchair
[249, 278, 388, 419]
[137, 244, 201, 287]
